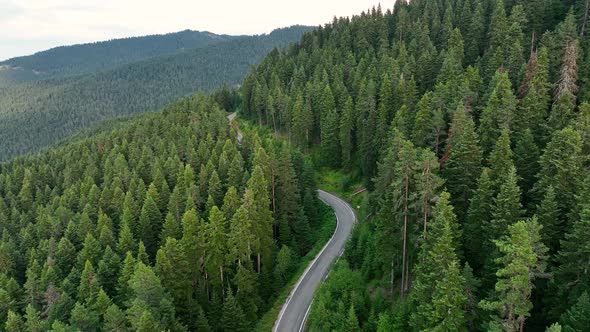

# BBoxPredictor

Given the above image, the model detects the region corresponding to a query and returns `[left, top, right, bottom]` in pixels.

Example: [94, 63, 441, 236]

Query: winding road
[273, 190, 356, 332]
[227, 112, 356, 332]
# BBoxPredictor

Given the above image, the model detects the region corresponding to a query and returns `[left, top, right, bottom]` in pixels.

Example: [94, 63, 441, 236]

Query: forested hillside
[0, 30, 237, 86]
[0, 93, 327, 331]
[240, 0, 590, 330]
[0, 26, 312, 161]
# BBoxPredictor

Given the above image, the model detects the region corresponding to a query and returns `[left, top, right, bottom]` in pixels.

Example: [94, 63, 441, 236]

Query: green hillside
[0, 93, 326, 331]
[0, 26, 312, 161]
[239, 1, 590, 331]
[0, 30, 236, 86]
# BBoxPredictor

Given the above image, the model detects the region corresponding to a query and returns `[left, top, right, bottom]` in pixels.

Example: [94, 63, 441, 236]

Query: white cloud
[0, 0, 389, 60]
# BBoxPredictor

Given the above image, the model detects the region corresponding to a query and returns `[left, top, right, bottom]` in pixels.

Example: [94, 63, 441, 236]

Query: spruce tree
[554, 203, 590, 315]
[464, 168, 493, 272]
[410, 191, 466, 331]
[443, 106, 482, 220]
[559, 292, 590, 332]
[479, 71, 517, 155]
[535, 186, 561, 255]
[340, 96, 355, 168]
[534, 128, 584, 218]
[138, 193, 162, 260]
[221, 291, 248, 332]
[205, 206, 227, 286]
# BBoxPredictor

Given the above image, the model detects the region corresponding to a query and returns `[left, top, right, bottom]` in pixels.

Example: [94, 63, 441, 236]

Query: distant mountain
[0, 25, 314, 161]
[0, 30, 237, 86]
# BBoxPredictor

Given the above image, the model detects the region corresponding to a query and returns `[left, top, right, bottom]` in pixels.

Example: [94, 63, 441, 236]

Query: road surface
[273, 189, 356, 332]
[227, 112, 243, 142]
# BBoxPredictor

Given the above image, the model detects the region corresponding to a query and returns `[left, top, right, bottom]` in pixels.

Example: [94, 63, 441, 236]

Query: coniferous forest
[0, 95, 323, 331]
[239, 0, 590, 331]
[2, 0, 590, 331]
[0, 26, 311, 161]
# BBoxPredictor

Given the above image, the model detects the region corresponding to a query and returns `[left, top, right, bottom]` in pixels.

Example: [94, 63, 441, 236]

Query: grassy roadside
[254, 204, 337, 331]
[315, 168, 369, 221]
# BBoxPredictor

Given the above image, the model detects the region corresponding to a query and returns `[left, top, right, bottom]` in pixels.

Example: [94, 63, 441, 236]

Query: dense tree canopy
[0, 94, 324, 331]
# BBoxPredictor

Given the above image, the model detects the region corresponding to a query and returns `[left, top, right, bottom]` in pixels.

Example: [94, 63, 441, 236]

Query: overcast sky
[0, 0, 389, 61]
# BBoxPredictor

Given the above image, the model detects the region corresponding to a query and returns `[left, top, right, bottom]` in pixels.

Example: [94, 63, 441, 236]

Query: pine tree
[195, 305, 211, 332]
[97, 246, 120, 297]
[340, 96, 355, 168]
[243, 166, 273, 273]
[344, 304, 361, 332]
[5, 310, 25, 332]
[221, 186, 240, 221]
[410, 191, 466, 331]
[464, 168, 493, 272]
[480, 218, 548, 332]
[443, 106, 482, 220]
[227, 204, 254, 268]
[160, 212, 181, 243]
[208, 170, 223, 207]
[115, 252, 135, 307]
[559, 292, 590, 332]
[205, 206, 227, 286]
[534, 128, 584, 219]
[535, 186, 561, 255]
[412, 92, 434, 149]
[291, 92, 312, 147]
[375, 74, 393, 152]
[138, 193, 162, 260]
[514, 129, 540, 206]
[136, 310, 159, 332]
[554, 203, 590, 315]
[221, 291, 248, 332]
[24, 304, 47, 332]
[462, 262, 481, 330]
[117, 217, 136, 256]
[155, 238, 191, 322]
[414, 148, 444, 235]
[103, 304, 128, 331]
[516, 47, 551, 144]
[69, 302, 100, 331]
[488, 128, 512, 178]
[78, 260, 100, 304]
[479, 71, 517, 155]
[321, 107, 341, 167]
[489, 166, 524, 243]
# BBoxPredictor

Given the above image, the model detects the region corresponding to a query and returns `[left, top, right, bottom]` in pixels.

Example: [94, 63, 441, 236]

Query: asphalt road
[227, 112, 243, 142]
[273, 189, 356, 332]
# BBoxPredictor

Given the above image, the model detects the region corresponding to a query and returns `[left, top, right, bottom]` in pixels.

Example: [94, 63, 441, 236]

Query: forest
[0, 26, 312, 161]
[0, 94, 326, 331]
[239, 0, 590, 331]
[2, 0, 590, 331]
[0, 29, 239, 86]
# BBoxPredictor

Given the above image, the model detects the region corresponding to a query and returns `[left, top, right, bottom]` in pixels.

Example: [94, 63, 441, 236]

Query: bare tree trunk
[400, 175, 409, 297]
[390, 259, 395, 289]
[581, 0, 590, 38]
[257, 253, 261, 273]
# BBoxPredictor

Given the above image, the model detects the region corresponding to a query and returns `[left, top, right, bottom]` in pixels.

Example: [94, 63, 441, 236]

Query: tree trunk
[581, 0, 590, 38]
[400, 175, 409, 297]
[390, 259, 395, 290]
[257, 253, 261, 273]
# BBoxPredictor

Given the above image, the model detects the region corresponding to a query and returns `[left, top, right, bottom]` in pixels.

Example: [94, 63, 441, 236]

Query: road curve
[273, 189, 356, 332]
[227, 112, 243, 142]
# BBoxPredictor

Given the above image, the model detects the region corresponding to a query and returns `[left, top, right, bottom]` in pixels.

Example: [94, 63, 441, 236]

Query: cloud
[0, 1, 25, 21]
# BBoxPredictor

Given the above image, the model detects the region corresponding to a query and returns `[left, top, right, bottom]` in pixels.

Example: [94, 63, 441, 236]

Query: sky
[0, 0, 389, 61]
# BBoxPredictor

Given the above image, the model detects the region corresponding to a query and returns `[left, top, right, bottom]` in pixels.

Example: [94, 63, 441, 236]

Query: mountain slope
[0, 30, 236, 86]
[239, 2, 590, 331]
[0, 92, 326, 331]
[0, 25, 312, 161]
